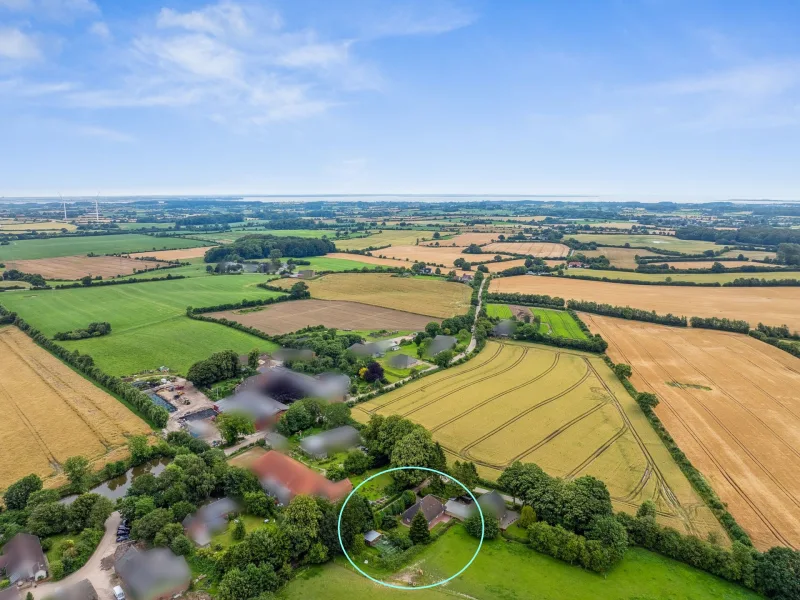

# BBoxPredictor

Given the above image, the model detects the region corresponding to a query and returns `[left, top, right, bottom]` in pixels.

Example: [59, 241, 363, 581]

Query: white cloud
[1, 0, 98, 18]
[156, 1, 258, 37]
[276, 42, 351, 68]
[89, 20, 111, 40]
[0, 27, 40, 60]
[134, 34, 244, 80]
[362, 0, 476, 37]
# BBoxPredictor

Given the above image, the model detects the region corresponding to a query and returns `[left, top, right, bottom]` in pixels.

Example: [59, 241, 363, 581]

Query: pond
[60, 457, 171, 504]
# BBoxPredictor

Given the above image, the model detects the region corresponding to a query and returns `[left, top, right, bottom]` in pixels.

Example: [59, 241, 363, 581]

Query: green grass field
[0, 276, 281, 375]
[115, 222, 176, 230]
[348, 469, 393, 501]
[0, 234, 209, 261]
[486, 303, 513, 318]
[279, 527, 760, 600]
[564, 269, 800, 284]
[568, 233, 720, 254]
[303, 256, 390, 272]
[533, 307, 587, 339]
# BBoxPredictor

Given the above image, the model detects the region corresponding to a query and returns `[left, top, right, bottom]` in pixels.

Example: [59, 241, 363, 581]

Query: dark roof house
[388, 353, 416, 369]
[250, 451, 353, 505]
[299, 426, 361, 459]
[402, 495, 446, 528]
[242, 367, 350, 403]
[428, 335, 457, 356]
[477, 491, 520, 530]
[214, 390, 288, 429]
[0, 587, 20, 600]
[492, 319, 517, 338]
[444, 497, 474, 521]
[115, 547, 190, 600]
[182, 497, 239, 547]
[0, 533, 48, 584]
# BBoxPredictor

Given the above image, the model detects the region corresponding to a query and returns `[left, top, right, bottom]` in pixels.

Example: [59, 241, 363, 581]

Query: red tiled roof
[250, 450, 353, 502]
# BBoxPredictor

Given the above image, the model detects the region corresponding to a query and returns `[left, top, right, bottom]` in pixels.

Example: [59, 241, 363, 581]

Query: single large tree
[409, 510, 430, 545]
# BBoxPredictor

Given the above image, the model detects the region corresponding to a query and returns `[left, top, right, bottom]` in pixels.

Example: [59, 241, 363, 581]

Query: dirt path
[30, 512, 121, 599]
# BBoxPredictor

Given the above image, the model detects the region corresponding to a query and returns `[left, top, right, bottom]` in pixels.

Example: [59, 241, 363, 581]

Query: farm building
[428, 335, 457, 356]
[0, 533, 48, 584]
[364, 530, 383, 547]
[114, 546, 190, 600]
[402, 495, 446, 529]
[214, 390, 288, 430]
[444, 497, 475, 521]
[238, 367, 350, 404]
[182, 497, 239, 547]
[272, 348, 315, 363]
[492, 319, 517, 338]
[478, 491, 519, 530]
[298, 269, 315, 279]
[250, 450, 353, 505]
[348, 340, 399, 358]
[49, 579, 98, 600]
[388, 353, 416, 369]
[299, 425, 362, 459]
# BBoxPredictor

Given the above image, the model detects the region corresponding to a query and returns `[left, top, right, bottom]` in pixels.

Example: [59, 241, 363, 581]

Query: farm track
[363, 344, 504, 414]
[564, 426, 629, 480]
[590, 315, 795, 548]
[429, 353, 560, 432]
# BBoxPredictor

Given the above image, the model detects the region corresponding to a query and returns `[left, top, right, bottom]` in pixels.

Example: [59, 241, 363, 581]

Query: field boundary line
[564, 426, 629, 480]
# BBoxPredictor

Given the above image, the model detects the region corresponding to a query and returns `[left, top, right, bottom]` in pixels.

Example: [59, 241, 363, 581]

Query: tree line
[676, 225, 800, 248]
[204, 234, 335, 263]
[54, 321, 112, 341]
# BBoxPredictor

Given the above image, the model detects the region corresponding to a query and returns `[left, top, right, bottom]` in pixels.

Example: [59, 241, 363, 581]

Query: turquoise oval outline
[337, 465, 484, 590]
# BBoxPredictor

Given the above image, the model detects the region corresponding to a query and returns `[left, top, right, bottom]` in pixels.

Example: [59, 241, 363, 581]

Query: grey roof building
[0, 587, 20, 600]
[402, 495, 446, 528]
[182, 497, 239, 547]
[477, 491, 520, 530]
[115, 547, 190, 600]
[428, 335, 457, 356]
[0, 533, 48, 584]
[388, 353, 416, 369]
[300, 425, 362, 459]
[50, 579, 99, 600]
[492, 319, 517, 338]
[444, 497, 474, 521]
[214, 390, 288, 425]
[349, 340, 398, 358]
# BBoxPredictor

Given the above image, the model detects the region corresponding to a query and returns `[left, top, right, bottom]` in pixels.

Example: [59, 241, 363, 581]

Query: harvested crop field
[582, 247, 657, 269]
[563, 269, 800, 284]
[661, 260, 764, 270]
[272, 273, 471, 318]
[354, 341, 724, 538]
[583, 315, 800, 550]
[0, 326, 151, 489]
[568, 234, 719, 254]
[0, 219, 76, 232]
[209, 299, 434, 335]
[128, 246, 216, 260]
[420, 232, 501, 246]
[5, 255, 171, 280]
[490, 276, 800, 332]
[333, 230, 436, 251]
[481, 242, 570, 257]
[377, 245, 493, 266]
[720, 249, 777, 262]
[324, 252, 415, 269]
[0, 234, 210, 261]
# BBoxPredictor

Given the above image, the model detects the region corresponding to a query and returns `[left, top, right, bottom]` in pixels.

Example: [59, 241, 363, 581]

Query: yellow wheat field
[273, 273, 471, 318]
[333, 230, 436, 251]
[0, 326, 151, 490]
[354, 340, 725, 540]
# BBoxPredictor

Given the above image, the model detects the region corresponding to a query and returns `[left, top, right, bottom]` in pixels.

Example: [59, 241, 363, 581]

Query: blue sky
[1, 0, 799, 198]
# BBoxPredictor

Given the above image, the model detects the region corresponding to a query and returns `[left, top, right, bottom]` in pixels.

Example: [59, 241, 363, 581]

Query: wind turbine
[59, 193, 67, 220]
[94, 193, 100, 223]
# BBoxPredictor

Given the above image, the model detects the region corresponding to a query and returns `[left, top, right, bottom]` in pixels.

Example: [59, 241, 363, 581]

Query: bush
[464, 513, 499, 539]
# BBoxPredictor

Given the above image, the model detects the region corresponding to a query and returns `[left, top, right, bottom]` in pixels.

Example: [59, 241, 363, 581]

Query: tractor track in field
[399, 347, 530, 418]
[459, 364, 592, 457]
[427, 352, 560, 430]
[362, 344, 504, 414]
[564, 426, 629, 480]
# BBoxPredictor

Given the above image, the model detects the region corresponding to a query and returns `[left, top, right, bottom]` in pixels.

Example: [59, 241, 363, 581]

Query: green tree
[244, 491, 274, 517]
[4, 474, 43, 510]
[170, 534, 193, 557]
[390, 428, 438, 487]
[63, 456, 90, 493]
[127, 435, 151, 465]
[338, 493, 373, 551]
[323, 402, 351, 429]
[561, 476, 613, 534]
[248, 348, 260, 370]
[519, 505, 537, 528]
[636, 499, 657, 520]
[277, 401, 314, 435]
[433, 349, 454, 368]
[217, 413, 255, 446]
[409, 510, 431, 544]
[450, 461, 479, 491]
[170, 501, 196, 523]
[586, 515, 628, 562]
[755, 546, 800, 600]
[132, 508, 174, 543]
[49, 560, 65, 581]
[283, 495, 322, 558]
[613, 363, 632, 380]
[27, 502, 68, 537]
[25, 489, 60, 509]
[343, 451, 370, 475]
[232, 518, 246, 541]
[464, 513, 499, 539]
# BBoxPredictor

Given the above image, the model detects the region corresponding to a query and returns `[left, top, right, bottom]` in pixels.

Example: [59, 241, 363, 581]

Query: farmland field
[583, 314, 800, 550]
[209, 299, 434, 335]
[128, 246, 216, 260]
[333, 230, 436, 251]
[568, 233, 719, 254]
[280, 528, 760, 600]
[661, 260, 763, 270]
[486, 303, 513, 318]
[720, 249, 777, 262]
[0, 219, 76, 232]
[582, 247, 657, 269]
[0, 234, 209, 261]
[354, 340, 725, 538]
[0, 276, 282, 375]
[4, 255, 171, 280]
[322, 253, 417, 269]
[420, 232, 501, 246]
[481, 241, 570, 257]
[115, 222, 176, 230]
[533, 307, 587, 339]
[491, 275, 800, 332]
[272, 273, 471, 318]
[376, 245, 493, 266]
[0, 326, 151, 490]
[563, 268, 800, 284]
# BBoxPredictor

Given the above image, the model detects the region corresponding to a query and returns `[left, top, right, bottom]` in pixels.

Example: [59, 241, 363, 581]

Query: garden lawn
[486, 303, 513, 318]
[278, 527, 761, 600]
[532, 308, 587, 339]
[0, 234, 208, 260]
[349, 469, 394, 502]
[0, 276, 282, 375]
[210, 515, 274, 549]
[564, 269, 800, 284]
